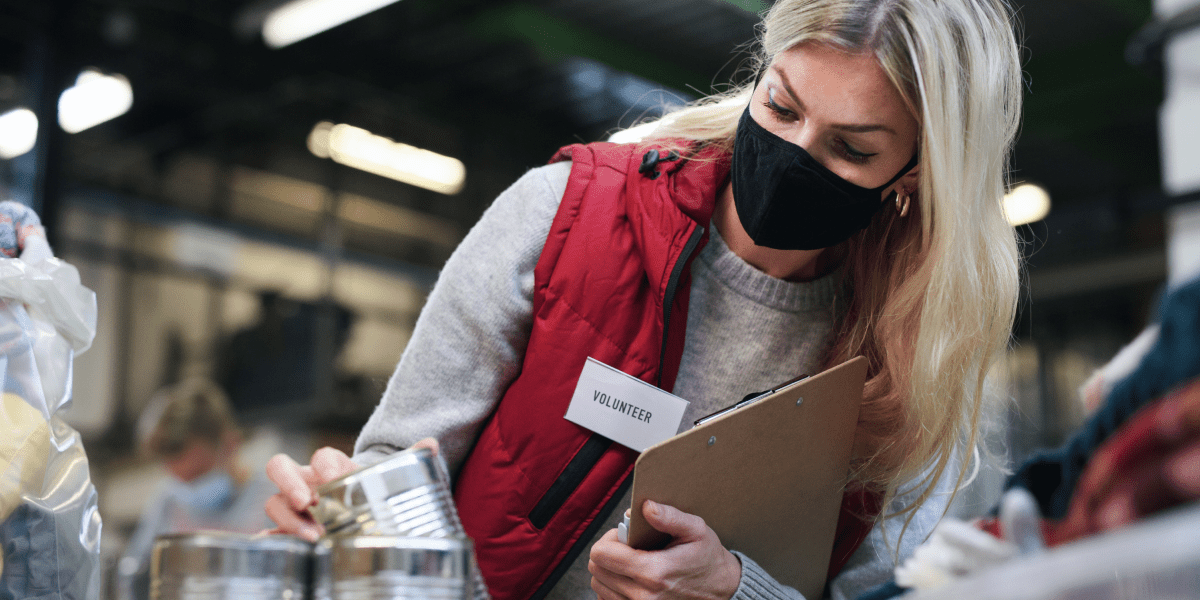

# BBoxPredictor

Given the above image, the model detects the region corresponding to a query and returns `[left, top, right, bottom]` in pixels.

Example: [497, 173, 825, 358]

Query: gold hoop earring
[895, 193, 911, 218]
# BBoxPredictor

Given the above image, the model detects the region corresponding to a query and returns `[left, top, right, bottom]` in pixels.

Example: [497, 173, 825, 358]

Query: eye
[762, 88, 797, 122]
[835, 139, 877, 165]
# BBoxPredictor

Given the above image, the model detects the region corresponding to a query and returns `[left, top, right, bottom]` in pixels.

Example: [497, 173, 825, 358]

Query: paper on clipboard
[627, 356, 868, 600]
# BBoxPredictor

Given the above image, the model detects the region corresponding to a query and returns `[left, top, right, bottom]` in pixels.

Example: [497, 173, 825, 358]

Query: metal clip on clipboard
[692, 374, 810, 427]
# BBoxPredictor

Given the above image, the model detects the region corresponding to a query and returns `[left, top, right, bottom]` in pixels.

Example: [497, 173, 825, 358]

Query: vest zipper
[657, 223, 706, 388]
[528, 434, 612, 529]
[528, 221, 706, 599]
[529, 474, 634, 600]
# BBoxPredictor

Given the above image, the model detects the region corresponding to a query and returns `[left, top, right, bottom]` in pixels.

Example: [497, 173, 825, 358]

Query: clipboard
[628, 356, 868, 600]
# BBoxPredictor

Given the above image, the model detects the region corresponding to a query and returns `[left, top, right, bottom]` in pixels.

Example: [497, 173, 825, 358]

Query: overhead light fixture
[308, 121, 466, 195]
[0, 108, 38, 159]
[1003, 183, 1051, 226]
[58, 69, 133, 134]
[263, 0, 402, 48]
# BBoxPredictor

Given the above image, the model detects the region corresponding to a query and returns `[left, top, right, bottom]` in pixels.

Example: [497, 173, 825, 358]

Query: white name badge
[564, 357, 690, 452]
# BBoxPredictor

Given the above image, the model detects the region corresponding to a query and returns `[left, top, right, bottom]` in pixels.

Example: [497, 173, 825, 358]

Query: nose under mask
[731, 106, 918, 251]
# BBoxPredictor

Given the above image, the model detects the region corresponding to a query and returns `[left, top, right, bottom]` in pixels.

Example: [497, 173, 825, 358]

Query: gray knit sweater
[355, 162, 952, 600]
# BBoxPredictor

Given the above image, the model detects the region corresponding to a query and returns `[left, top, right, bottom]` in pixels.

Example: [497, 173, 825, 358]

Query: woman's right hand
[263, 438, 440, 541]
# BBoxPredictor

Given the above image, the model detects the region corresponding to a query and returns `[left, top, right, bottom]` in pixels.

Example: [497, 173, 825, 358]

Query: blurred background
[0, 0, 1196, 596]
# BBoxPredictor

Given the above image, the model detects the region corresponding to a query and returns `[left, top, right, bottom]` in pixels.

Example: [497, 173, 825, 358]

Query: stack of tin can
[311, 447, 486, 600]
[151, 447, 485, 600]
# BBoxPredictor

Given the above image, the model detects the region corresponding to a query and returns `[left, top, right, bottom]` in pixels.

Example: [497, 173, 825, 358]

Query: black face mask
[731, 106, 918, 251]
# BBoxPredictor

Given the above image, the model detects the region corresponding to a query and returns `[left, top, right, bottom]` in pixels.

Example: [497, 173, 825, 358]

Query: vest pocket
[528, 434, 612, 529]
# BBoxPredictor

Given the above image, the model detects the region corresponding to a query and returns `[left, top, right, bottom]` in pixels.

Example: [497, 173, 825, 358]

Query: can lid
[152, 531, 313, 554]
[315, 446, 436, 496]
[313, 446, 452, 530]
[151, 532, 313, 580]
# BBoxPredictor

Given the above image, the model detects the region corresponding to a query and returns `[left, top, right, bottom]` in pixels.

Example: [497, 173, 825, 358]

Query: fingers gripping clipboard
[628, 356, 868, 600]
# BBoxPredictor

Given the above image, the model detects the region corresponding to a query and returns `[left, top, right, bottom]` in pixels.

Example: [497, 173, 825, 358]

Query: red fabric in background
[978, 377, 1200, 548]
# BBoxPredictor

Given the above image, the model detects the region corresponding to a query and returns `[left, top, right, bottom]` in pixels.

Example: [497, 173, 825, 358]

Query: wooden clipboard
[628, 356, 868, 600]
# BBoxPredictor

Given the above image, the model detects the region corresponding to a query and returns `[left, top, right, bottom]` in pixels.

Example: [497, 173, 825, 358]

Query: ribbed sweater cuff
[730, 551, 806, 600]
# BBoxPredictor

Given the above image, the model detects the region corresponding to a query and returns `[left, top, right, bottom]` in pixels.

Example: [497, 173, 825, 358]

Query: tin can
[312, 447, 488, 599]
[312, 536, 472, 600]
[150, 532, 312, 600]
[312, 447, 460, 539]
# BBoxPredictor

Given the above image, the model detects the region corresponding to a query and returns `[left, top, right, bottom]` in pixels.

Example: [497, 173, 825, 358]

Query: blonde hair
[139, 378, 242, 459]
[641, 0, 1023, 529]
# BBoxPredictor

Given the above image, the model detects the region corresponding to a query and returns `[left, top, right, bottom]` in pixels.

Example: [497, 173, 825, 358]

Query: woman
[266, 0, 1023, 598]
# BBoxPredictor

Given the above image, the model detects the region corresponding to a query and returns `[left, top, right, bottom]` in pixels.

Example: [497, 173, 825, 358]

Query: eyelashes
[760, 93, 877, 165]
[836, 139, 875, 164]
[763, 89, 796, 121]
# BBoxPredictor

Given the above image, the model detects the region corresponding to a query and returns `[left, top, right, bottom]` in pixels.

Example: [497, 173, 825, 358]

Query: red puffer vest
[452, 141, 881, 600]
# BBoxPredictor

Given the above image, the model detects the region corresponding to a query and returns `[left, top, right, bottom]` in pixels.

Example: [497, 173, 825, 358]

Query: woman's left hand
[589, 500, 741, 600]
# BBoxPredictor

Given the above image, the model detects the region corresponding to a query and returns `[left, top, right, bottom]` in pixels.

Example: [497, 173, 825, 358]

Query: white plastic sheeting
[0, 254, 100, 599]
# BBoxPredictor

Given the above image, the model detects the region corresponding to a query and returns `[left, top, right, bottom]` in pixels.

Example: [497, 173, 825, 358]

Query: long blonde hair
[643, 0, 1023, 526]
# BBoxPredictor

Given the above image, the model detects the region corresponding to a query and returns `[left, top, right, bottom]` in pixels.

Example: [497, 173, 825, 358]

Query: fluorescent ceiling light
[308, 121, 466, 195]
[263, 0, 402, 48]
[1003, 183, 1051, 226]
[0, 108, 38, 159]
[58, 69, 133, 134]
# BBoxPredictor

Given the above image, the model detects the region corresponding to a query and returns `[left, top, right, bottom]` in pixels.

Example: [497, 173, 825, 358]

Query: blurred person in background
[116, 377, 276, 600]
[265, 0, 1027, 599]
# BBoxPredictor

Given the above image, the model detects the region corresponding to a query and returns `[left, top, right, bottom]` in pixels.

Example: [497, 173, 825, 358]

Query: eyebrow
[771, 65, 897, 135]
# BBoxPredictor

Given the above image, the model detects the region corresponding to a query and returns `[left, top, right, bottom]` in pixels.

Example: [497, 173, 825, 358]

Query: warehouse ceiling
[0, 0, 1173, 275]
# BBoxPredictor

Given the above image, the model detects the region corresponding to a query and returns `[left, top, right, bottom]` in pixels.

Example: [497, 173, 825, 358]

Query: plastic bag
[0, 253, 100, 599]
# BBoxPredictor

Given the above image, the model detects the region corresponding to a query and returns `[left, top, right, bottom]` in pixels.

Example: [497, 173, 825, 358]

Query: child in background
[116, 378, 276, 600]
